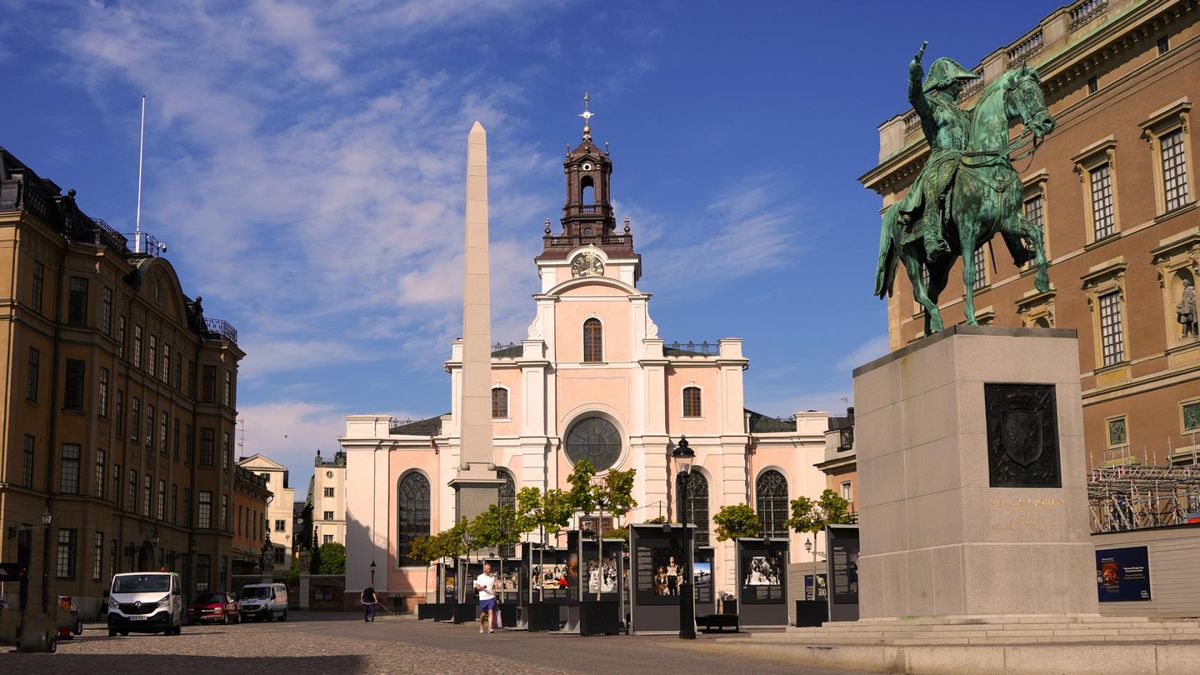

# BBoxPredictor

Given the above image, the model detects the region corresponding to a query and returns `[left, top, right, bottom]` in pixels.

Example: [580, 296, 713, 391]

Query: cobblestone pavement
[4, 612, 868, 674]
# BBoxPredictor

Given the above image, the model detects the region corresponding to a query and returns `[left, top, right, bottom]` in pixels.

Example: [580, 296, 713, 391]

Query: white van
[107, 572, 184, 636]
[238, 583, 287, 622]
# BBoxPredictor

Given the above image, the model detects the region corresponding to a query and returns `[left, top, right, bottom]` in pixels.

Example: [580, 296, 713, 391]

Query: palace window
[22, 435, 34, 488]
[146, 405, 155, 446]
[1183, 401, 1200, 434]
[55, 529, 77, 579]
[143, 475, 152, 517]
[127, 470, 137, 513]
[972, 245, 988, 290]
[324, 487, 334, 497]
[756, 470, 789, 539]
[160, 412, 169, 453]
[676, 471, 710, 548]
[67, 277, 88, 327]
[491, 387, 508, 419]
[64, 359, 85, 411]
[157, 480, 166, 521]
[682, 386, 702, 418]
[93, 531, 104, 582]
[565, 416, 622, 471]
[202, 365, 216, 402]
[133, 326, 143, 369]
[1023, 193, 1045, 252]
[162, 344, 171, 384]
[101, 287, 112, 336]
[148, 335, 157, 378]
[1161, 128, 1189, 212]
[1099, 290, 1125, 366]
[1158, 35, 1170, 55]
[95, 449, 105, 499]
[583, 318, 603, 363]
[198, 491, 212, 529]
[323, 511, 334, 521]
[31, 261, 44, 314]
[130, 397, 140, 441]
[200, 427, 215, 466]
[1090, 164, 1114, 239]
[98, 367, 109, 417]
[60, 443, 81, 494]
[397, 471, 431, 566]
[26, 347, 39, 401]
[498, 469, 517, 557]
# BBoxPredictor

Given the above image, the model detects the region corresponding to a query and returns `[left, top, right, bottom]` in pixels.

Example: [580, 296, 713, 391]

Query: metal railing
[665, 340, 719, 356]
[204, 318, 238, 344]
[1070, 0, 1109, 31]
[543, 233, 632, 249]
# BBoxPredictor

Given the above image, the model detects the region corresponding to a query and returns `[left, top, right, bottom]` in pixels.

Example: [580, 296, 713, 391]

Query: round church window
[565, 416, 622, 471]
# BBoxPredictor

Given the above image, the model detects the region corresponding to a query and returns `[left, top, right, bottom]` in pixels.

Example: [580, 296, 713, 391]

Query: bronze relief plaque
[984, 383, 1061, 488]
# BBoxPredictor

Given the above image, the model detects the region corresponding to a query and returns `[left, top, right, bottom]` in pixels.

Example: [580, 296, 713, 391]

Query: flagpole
[135, 94, 146, 254]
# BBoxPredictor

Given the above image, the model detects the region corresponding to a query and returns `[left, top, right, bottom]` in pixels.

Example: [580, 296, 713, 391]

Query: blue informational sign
[1096, 546, 1152, 602]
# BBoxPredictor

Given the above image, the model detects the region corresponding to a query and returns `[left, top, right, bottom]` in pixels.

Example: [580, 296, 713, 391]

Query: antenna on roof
[134, 94, 146, 254]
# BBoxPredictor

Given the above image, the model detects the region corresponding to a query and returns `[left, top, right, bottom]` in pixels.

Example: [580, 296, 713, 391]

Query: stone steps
[772, 620, 1200, 647]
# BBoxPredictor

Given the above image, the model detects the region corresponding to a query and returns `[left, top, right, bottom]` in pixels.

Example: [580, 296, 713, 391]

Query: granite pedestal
[852, 326, 1096, 618]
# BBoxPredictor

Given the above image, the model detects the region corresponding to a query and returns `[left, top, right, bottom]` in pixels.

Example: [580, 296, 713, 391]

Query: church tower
[537, 93, 640, 281]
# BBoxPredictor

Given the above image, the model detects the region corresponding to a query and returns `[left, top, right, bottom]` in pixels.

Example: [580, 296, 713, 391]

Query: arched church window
[565, 416, 622, 471]
[682, 387, 702, 418]
[676, 471, 710, 548]
[756, 470, 789, 539]
[583, 318, 603, 363]
[497, 468, 517, 557]
[397, 471, 430, 566]
[492, 387, 508, 419]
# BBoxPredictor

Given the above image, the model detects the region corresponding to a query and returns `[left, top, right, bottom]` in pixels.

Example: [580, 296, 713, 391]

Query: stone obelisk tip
[470, 120, 486, 135]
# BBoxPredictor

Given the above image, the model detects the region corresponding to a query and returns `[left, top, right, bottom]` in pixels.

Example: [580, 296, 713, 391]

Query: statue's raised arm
[908, 42, 928, 111]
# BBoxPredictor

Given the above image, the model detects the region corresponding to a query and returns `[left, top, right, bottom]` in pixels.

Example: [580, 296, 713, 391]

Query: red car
[187, 592, 240, 625]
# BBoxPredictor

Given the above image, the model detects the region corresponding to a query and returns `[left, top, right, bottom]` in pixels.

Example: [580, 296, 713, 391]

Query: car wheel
[108, 627, 117, 637]
[73, 619, 83, 636]
[223, 614, 230, 625]
[280, 611, 287, 622]
[47, 637, 57, 654]
[120, 630, 129, 637]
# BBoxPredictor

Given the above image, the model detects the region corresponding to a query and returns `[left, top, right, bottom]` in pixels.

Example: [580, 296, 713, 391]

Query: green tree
[787, 489, 856, 563]
[817, 489, 856, 525]
[408, 535, 438, 604]
[315, 542, 346, 575]
[469, 504, 520, 599]
[712, 503, 762, 542]
[566, 460, 598, 516]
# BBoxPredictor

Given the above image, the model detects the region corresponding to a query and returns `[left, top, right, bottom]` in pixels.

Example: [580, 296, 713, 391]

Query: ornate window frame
[681, 384, 703, 419]
[1015, 286, 1056, 328]
[1151, 228, 1200, 349]
[1081, 256, 1130, 375]
[1139, 97, 1193, 218]
[1020, 168, 1051, 270]
[582, 316, 604, 364]
[1072, 136, 1120, 246]
[491, 385, 510, 420]
[1178, 397, 1200, 436]
[1104, 414, 1131, 466]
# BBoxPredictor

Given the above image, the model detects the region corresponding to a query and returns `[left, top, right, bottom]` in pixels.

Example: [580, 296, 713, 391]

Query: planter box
[526, 603, 561, 632]
[795, 600, 827, 627]
[498, 603, 517, 628]
[452, 602, 477, 624]
[579, 600, 620, 636]
[416, 603, 436, 620]
[433, 603, 454, 621]
[721, 599, 737, 615]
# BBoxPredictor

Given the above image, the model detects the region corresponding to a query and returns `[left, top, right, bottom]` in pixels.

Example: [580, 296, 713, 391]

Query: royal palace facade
[0, 146, 249, 619]
[861, 0, 1200, 470]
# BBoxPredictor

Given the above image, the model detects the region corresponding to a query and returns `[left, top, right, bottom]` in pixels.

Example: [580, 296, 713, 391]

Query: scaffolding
[1088, 463, 1200, 533]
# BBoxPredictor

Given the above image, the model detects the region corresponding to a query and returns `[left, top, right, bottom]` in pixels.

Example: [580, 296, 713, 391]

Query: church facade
[341, 115, 828, 607]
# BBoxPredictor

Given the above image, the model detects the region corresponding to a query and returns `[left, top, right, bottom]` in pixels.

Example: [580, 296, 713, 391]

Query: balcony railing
[543, 233, 632, 249]
[665, 340, 719, 356]
[902, 110, 921, 135]
[204, 318, 238, 344]
[1070, 0, 1108, 31]
[575, 205, 607, 215]
[1007, 30, 1044, 66]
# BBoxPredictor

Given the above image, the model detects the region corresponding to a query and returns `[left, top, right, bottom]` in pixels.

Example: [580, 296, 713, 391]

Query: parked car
[56, 596, 83, 637]
[187, 592, 240, 625]
[238, 583, 287, 622]
[107, 572, 184, 636]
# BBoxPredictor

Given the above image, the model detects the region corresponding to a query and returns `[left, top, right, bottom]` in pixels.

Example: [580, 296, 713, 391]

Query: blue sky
[0, 0, 1062, 489]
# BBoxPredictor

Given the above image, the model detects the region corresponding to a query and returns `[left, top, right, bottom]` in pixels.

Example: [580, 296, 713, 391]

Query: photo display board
[736, 538, 789, 626]
[483, 557, 522, 602]
[628, 523, 693, 634]
[441, 561, 457, 603]
[826, 524, 860, 621]
[566, 530, 622, 604]
[694, 547, 715, 616]
[522, 543, 569, 603]
[737, 539, 786, 604]
[1096, 546, 1152, 602]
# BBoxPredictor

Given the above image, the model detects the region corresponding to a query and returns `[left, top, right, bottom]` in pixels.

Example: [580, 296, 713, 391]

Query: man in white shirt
[474, 562, 497, 634]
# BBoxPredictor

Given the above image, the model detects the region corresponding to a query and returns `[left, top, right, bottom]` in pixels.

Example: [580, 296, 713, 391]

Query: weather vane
[579, 91, 595, 139]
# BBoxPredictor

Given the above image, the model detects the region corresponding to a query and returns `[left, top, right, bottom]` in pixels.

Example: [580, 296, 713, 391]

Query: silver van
[238, 583, 287, 622]
[107, 572, 184, 636]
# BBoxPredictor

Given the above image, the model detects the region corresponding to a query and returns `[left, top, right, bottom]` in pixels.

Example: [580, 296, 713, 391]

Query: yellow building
[0, 146, 244, 618]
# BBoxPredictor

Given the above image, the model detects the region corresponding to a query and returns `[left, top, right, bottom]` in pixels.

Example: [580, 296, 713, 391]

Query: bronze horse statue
[875, 65, 1055, 334]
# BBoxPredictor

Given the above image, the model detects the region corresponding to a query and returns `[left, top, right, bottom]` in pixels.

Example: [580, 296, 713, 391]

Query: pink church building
[341, 119, 830, 608]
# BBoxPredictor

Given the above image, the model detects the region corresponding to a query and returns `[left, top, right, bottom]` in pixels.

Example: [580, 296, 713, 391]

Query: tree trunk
[595, 504, 604, 602]
[538, 524, 546, 603]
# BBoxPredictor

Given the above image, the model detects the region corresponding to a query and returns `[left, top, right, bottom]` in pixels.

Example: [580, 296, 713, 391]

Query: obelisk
[451, 121, 501, 523]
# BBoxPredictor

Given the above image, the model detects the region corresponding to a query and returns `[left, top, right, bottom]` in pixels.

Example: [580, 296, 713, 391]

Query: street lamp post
[671, 437, 696, 640]
[370, 560, 377, 586]
[39, 507, 52, 614]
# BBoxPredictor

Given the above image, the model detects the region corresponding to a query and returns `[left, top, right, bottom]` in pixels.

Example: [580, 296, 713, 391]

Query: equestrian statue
[874, 42, 1056, 334]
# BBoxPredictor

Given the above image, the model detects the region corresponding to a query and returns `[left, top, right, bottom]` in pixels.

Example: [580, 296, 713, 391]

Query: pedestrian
[361, 584, 378, 622]
[474, 562, 497, 634]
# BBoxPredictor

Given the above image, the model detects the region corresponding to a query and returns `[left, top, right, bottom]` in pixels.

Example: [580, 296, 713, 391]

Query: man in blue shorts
[475, 562, 497, 634]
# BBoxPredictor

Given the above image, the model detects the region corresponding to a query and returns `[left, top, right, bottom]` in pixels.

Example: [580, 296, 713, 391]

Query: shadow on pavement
[6, 654, 368, 674]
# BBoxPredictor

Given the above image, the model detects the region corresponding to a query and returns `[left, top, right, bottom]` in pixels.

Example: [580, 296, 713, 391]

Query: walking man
[475, 562, 497, 634]
[361, 584, 378, 622]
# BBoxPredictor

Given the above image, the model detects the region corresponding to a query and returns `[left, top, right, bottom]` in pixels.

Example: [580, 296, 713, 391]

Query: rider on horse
[897, 44, 979, 263]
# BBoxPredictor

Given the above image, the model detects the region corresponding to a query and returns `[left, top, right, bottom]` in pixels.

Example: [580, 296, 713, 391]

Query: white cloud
[837, 335, 890, 372]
